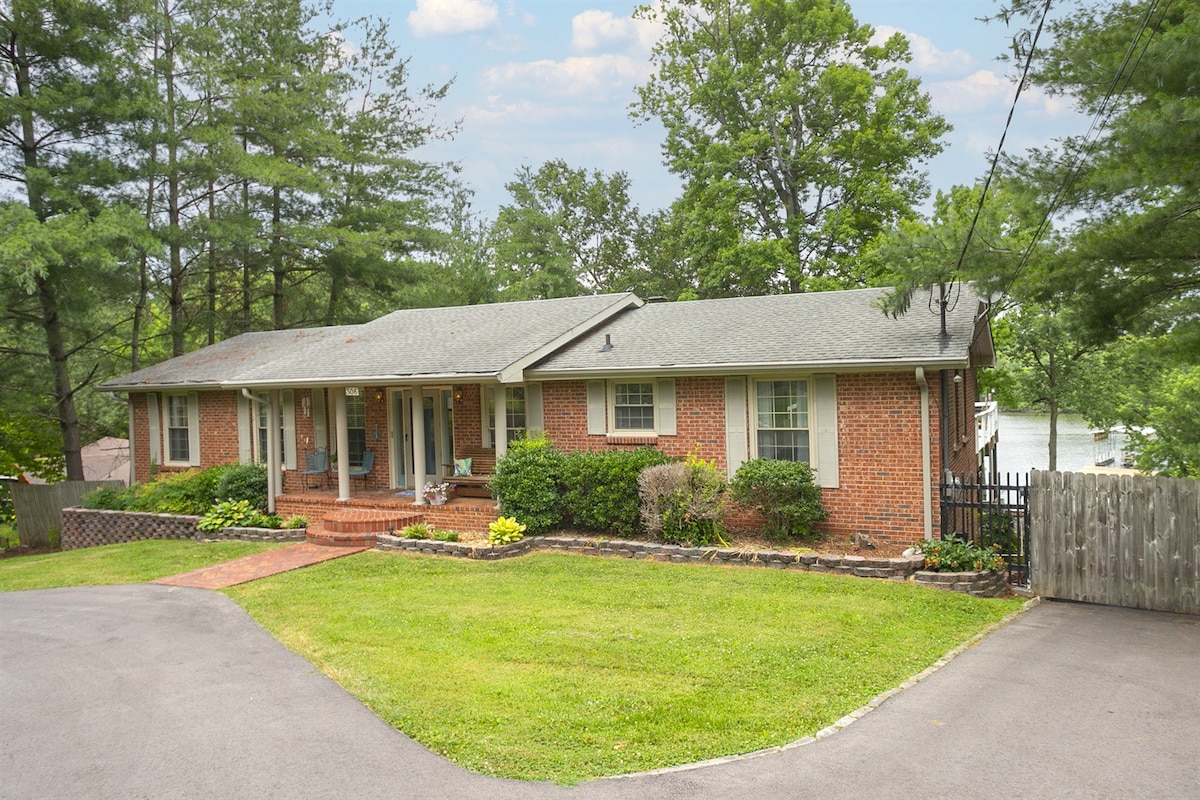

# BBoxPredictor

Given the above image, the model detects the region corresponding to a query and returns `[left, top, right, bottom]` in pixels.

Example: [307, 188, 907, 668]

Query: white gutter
[915, 368, 933, 541]
[526, 357, 972, 380]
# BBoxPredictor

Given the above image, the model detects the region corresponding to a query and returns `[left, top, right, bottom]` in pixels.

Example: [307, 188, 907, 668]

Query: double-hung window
[166, 395, 191, 464]
[611, 382, 655, 433]
[486, 387, 526, 446]
[754, 379, 810, 462]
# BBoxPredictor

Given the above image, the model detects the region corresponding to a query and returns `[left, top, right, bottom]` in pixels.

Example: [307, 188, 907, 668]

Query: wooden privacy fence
[1030, 471, 1200, 615]
[10, 481, 120, 548]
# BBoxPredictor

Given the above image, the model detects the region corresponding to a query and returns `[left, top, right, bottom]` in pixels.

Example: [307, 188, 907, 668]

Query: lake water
[995, 411, 1120, 477]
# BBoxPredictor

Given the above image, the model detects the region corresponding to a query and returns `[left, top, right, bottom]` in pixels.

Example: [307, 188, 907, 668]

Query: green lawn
[0, 539, 287, 592]
[228, 551, 1025, 784]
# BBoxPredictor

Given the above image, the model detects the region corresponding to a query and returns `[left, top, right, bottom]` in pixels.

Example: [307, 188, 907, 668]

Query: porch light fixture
[374, 389, 384, 402]
[453, 388, 463, 402]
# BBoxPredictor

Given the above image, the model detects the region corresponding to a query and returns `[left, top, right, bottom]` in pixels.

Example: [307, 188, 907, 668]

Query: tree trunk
[16, 34, 83, 478]
[1048, 400, 1059, 472]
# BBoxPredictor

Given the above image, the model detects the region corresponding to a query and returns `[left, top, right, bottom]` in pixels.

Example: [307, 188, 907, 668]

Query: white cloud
[408, 0, 500, 38]
[571, 10, 635, 51]
[483, 54, 651, 99]
[872, 25, 974, 74]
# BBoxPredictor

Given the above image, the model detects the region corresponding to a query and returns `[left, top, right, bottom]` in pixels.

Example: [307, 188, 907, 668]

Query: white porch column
[411, 386, 426, 505]
[334, 388, 351, 502]
[266, 390, 281, 514]
[494, 386, 508, 460]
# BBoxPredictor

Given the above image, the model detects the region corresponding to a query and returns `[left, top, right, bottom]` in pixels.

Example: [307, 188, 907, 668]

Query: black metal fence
[940, 472, 1031, 587]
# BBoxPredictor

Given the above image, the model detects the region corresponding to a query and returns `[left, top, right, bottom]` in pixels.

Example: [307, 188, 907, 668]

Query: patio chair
[348, 450, 374, 488]
[299, 448, 328, 490]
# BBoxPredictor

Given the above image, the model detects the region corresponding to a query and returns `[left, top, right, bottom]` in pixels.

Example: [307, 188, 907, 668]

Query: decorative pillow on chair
[453, 457, 473, 477]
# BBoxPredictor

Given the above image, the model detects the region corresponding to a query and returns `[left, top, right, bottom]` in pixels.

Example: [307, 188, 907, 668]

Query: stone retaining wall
[375, 534, 926, 580]
[913, 569, 1008, 597]
[61, 508, 304, 550]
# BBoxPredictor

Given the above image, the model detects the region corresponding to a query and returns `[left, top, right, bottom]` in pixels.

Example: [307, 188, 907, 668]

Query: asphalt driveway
[2, 585, 1198, 799]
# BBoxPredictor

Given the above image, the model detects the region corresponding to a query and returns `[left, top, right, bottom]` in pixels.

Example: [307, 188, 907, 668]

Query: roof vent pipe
[600, 334, 613, 353]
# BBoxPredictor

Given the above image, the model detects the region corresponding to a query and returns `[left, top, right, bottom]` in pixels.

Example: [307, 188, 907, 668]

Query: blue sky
[329, 0, 1085, 220]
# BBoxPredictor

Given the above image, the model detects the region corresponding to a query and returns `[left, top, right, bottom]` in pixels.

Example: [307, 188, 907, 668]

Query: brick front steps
[306, 508, 424, 548]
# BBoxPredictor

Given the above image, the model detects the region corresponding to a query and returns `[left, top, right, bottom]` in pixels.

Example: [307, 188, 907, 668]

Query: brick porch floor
[153, 543, 369, 590]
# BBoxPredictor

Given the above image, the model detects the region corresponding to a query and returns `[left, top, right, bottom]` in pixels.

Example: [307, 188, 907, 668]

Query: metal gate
[940, 472, 1031, 587]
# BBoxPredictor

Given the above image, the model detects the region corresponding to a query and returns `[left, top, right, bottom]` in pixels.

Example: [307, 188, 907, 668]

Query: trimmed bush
[730, 458, 827, 541]
[81, 484, 136, 511]
[126, 466, 227, 515]
[638, 456, 728, 546]
[490, 435, 568, 535]
[214, 463, 269, 509]
[561, 448, 672, 537]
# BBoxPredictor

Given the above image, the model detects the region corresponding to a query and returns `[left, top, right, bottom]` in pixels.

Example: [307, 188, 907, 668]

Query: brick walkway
[153, 543, 368, 590]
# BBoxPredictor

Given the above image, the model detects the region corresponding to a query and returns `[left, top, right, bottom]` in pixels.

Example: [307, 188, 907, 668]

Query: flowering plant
[422, 481, 454, 502]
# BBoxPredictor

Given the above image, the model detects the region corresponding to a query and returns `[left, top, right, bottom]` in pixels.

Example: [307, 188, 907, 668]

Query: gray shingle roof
[97, 327, 348, 391]
[99, 287, 989, 392]
[529, 287, 988, 376]
[100, 294, 640, 390]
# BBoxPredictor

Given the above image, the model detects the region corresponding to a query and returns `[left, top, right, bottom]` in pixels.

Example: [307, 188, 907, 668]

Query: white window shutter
[237, 392, 252, 463]
[146, 392, 161, 465]
[586, 381, 607, 435]
[282, 390, 297, 470]
[312, 388, 327, 452]
[724, 378, 748, 480]
[187, 392, 201, 466]
[812, 374, 840, 488]
[656, 378, 676, 436]
[525, 383, 544, 432]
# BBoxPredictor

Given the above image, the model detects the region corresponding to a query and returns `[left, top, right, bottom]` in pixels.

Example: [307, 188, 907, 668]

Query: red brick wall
[132, 390, 240, 482]
[819, 373, 933, 544]
[128, 369, 979, 545]
[541, 376, 726, 468]
[453, 384, 483, 452]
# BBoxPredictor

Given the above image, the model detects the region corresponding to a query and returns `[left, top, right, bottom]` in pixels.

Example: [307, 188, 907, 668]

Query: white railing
[976, 400, 999, 453]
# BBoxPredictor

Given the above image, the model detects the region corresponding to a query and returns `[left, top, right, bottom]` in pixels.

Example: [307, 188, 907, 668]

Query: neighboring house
[99, 287, 996, 542]
[19, 437, 131, 486]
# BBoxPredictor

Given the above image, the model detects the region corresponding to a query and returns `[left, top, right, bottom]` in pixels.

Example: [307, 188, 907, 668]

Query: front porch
[276, 489, 500, 543]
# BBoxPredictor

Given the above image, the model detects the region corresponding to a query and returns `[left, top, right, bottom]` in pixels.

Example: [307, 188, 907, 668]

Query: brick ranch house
[99, 287, 997, 543]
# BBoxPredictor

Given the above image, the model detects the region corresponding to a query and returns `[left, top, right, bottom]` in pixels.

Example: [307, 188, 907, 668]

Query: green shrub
[638, 456, 728, 546]
[401, 522, 432, 540]
[196, 499, 280, 532]
[283, 516, 308, 530]
[730, 458, 827, 541]
[81, 484, 136, 511]
[488, 516, 526, 546]
[432, 530, 459, 542]
[561, 448, 672, 537]
[127, 466, 227, 515]
[490, 435, 568, 535]
[921, 537, 1006, 573]
[214, 463, 268, 508]
[978, 510, 1019, 553]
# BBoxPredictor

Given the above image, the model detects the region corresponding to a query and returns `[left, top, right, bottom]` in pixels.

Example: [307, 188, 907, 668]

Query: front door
[390, 389, 450, 489]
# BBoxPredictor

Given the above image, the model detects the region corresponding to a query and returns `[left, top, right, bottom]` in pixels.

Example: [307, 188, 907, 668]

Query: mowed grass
[0, 539, 287, 592]
[228, 551, 1025, 784]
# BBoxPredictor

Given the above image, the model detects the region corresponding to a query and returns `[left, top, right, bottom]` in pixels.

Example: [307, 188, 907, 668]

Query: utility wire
[1000, 0, 1171, 300]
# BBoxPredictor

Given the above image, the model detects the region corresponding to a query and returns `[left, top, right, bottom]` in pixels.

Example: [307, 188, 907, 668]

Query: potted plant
[423, 481, 455, 506]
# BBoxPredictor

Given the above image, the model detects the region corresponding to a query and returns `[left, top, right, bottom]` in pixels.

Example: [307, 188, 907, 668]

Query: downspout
[915, 368, 933, 541]
[241, 389, 276, 514]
